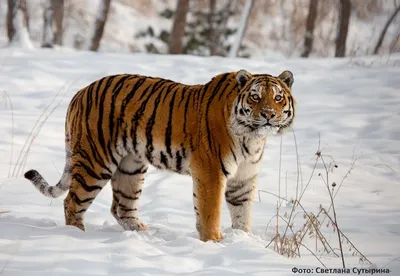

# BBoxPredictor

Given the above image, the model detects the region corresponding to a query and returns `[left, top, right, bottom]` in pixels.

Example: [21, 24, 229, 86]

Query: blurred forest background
[1, 0, 399, 59]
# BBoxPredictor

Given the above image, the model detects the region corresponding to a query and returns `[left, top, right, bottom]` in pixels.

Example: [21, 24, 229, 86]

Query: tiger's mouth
[231, 117, 285, 138]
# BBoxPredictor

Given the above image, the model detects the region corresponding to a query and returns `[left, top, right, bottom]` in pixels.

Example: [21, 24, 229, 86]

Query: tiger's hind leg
[63, 159, 111, 231]
[110, 154, 148, 231]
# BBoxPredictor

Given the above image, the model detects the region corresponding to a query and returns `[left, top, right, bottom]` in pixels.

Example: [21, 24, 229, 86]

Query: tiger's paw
[120, 218, 148, 231]
[200, 230, 223, 242]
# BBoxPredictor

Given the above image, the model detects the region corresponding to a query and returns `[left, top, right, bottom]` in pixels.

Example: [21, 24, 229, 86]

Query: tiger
[24, 69, 295, 242]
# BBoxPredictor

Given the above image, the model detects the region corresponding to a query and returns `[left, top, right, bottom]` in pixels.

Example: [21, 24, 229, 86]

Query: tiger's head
[230, 69, 296, 138]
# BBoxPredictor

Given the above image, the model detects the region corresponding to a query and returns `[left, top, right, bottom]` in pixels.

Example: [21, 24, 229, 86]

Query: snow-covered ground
[0, 48, 399, 275]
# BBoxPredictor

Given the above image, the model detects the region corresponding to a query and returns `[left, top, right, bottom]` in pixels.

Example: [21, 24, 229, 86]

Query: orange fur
[24, 70, 295, 241]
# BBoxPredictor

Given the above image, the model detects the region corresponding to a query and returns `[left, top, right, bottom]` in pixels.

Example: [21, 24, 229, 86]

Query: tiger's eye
[275, 95, 282, 102]
[251, 94, 260, 102]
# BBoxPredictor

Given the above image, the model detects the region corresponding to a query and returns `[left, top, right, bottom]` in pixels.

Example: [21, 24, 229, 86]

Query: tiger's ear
[236, 69, 253, 89]
[278, 70, 294, 88]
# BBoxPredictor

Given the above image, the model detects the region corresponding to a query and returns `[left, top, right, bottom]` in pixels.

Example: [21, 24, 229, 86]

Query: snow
[0, 49, 400, 275]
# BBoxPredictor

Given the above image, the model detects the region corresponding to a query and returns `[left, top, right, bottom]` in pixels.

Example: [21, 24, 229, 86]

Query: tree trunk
[208, 0, 217, 55]
[89, 0, 112, 51]
[20, 0, 29, 31]
[228, 0, 254, 58]
[373, 5, 400, 54]
[6, 0, 33, 48]
[301, 0, 318, 57]
[53, 0, 64, 45]
[335, 0, 351, 57]
[6, 0, 17, 41]
[168, 0, 190, 54]
[42, 0, 54, 48]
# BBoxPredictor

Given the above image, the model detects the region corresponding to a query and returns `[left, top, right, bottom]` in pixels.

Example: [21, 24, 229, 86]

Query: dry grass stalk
[0, 90, 14, 178]
[262, 132, 373, 267]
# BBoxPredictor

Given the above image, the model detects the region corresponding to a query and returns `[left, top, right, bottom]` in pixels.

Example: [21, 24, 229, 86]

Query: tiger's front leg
[191, 165, 226, 242]
[225, 164, 258, 232]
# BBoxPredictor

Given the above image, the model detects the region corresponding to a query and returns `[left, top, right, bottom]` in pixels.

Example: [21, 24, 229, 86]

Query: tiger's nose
[261, 111, 275, 120]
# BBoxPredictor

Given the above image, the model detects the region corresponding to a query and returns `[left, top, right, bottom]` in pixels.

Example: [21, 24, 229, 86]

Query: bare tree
[21, 0, 29, 31]
[53, 0, 64, 45]
[208, 0, 217, 55]
[335, 0, 351, 57]
[89, 0, 112, 51]
[42, 0, 54, 47]
[7, 0, 29, 40]
[373, 3, 400, 54]
[301, 0, 318, 57]
[6, 0, 17, 41]
[42, 0, 65, 47]
[168, 0, 190, 54]
[6, 0, 33, 48]
[228, 0, 254, 58]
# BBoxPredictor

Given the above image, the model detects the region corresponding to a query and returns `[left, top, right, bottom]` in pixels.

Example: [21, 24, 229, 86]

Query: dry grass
[11, 78, 83, 178]
[260, 132, 374, 267]
[0, 90, 14, 178]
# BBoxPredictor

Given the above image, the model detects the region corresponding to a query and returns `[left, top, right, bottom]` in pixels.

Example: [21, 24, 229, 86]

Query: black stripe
[288, 95, 294, 118]
[242, 139, 250, 155]
[132, 79, 165, 153]
[183, 88, 193, 136]
[76, 160, 101, 180]
[229, 146, 237, 164]
[160, 151, 169, 169]
[178, 86, 188, 107]
[113, 189, 139, 201]
[100, 173, 112, 179]
[118, 166, 147, 175]
[252, 146, 265, 164]
[107, 77, 130, 167]
[85, 133, 112, 174]
[220, 81, 236, 101]
[193, 193, 196, 198]
[93, 76, 108, 107]
[225, 197, 249, 206]
[226, 188, 254, 202]
[109, 75, 130, 138]
[145, 83, 166, 163]
[75, 148, 95, 169]
[165, 84, 179, 157]
[119, 207, 137, 212]
[162, 82, 178, 102]
[70, 191, 95, 206]
[97, 76, 115, 158]
[85, 82, 95, 120]
[181, 145, 187, 159]
[225, 180, 247, 195]
[118, 216, 138, 220]
[176, 150, 183, 172]
[218, 144, 229, 177]
[205, 74, 230, 153]
[83, 77, 114, 173]
[73, 173, 103, 192]
[120, 77, 147, 150]
[113, 193, 119, 203]
[76, 208, 87, 214]
[73, 94, 85, 144]
[108, 76, 130, 159]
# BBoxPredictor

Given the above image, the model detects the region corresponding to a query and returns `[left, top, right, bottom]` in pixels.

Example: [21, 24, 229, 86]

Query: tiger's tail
[24, 166, 71, 198]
